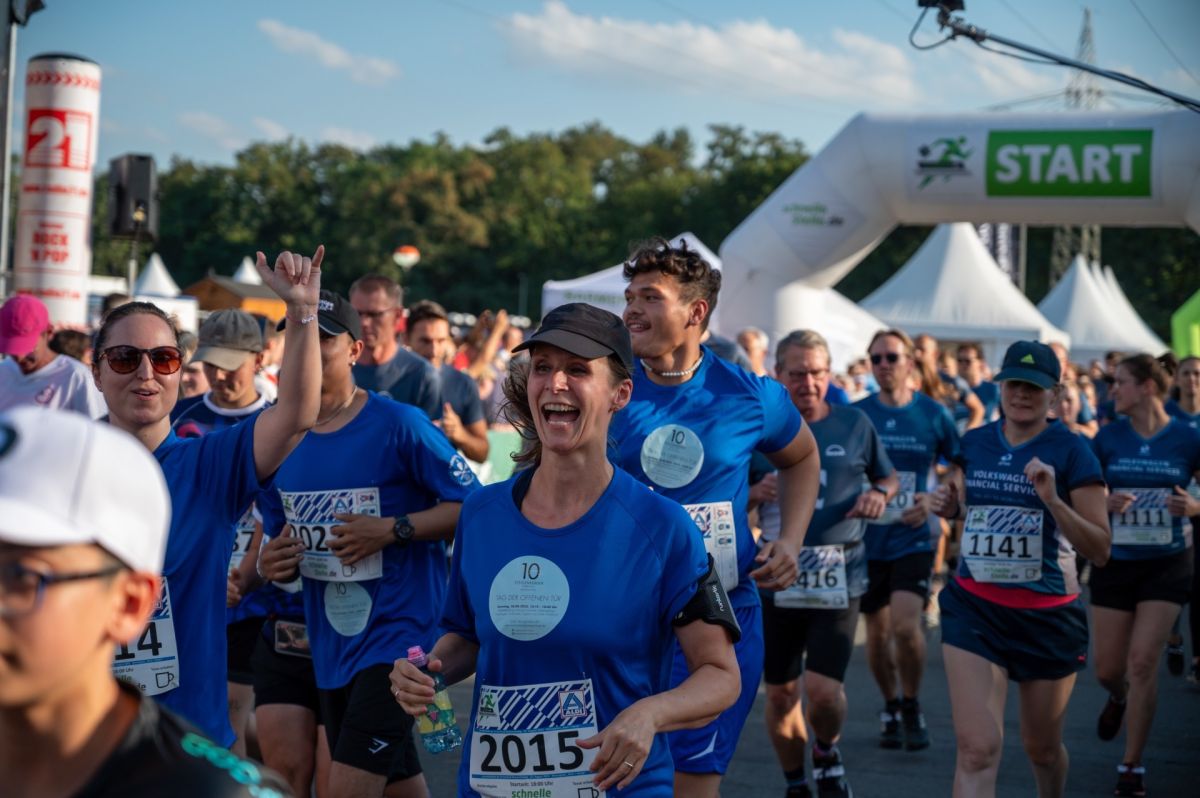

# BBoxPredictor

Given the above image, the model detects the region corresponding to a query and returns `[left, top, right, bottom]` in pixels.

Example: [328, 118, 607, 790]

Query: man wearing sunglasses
[0, 294, 106, 418]
[0, 407, 291, 798]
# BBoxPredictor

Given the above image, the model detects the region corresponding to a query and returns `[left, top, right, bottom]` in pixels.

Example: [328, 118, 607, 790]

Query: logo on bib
[559, 689, 588, 719]
[825, 444, 846, 457]
[479, 690, 498, 717]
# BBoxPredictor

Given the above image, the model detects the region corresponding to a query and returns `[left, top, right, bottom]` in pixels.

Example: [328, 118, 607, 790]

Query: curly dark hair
[622, 237, 721, 330]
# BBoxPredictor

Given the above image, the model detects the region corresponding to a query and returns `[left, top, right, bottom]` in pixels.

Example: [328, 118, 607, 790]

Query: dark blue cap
[994, 341, 1060, 389]
[514, 302, 633, 370]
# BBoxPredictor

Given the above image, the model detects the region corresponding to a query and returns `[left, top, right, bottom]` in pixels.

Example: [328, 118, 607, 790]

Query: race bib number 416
[775, 544, 848, 609]
[963, 505, 1043, 583]
[469, 679, 602, 798]
[281, 488, 383, 582]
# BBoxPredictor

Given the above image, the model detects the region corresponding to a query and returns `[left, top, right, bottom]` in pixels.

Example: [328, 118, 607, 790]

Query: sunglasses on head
[99, 345, 183, 375]
[870, 353, 901, 365]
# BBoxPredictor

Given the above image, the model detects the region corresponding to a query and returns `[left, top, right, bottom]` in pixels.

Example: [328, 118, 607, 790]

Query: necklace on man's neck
[316, 387, 359, 426]
[641, 351, 704, 379]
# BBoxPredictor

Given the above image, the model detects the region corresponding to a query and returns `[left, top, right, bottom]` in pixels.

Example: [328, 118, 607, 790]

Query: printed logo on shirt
[999, 453, 1013, 466]
[825, 444, 846, 457]
[885, 418, 897, 430]
[449, 453, 476, 486]
[34, 384, 56, 405]
[1139, 444, 1150, 455]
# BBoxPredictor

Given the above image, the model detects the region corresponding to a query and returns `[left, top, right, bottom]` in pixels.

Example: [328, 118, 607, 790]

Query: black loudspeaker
[108, 154, 158, 240]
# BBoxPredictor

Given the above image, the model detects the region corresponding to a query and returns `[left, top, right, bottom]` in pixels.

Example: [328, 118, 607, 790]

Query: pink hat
[0, 294, 50, 357]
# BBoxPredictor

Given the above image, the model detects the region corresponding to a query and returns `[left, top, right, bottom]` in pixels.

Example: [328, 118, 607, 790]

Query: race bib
[868, 471, 917, 525]
[775, 544, 848, 609]
[273, 619, 311, 658]
[1112, 488, 1173, 546]
[280, 488, 383, 582]
[229, 508, 256, 570]
[641, 424, 704, 488]
[114, 577, 180, 696]
[683, 501, 738, 591]
[963, 505, 1043, 583]
[469, 679, 602, 798]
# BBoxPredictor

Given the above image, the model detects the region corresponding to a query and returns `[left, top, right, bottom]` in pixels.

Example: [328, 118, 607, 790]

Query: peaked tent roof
[860, 223, 1068, 362]
[133, 252, 180, 297]
[233, 256, 262, 284]
[1038, 256, 1165, 362]
[1093, 262, 1166, 354]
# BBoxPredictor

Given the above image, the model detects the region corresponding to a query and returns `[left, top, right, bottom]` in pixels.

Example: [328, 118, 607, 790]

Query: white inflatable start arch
[717, 110, 1200, 343]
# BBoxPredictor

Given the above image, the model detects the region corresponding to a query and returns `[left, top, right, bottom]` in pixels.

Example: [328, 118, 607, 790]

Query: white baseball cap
[0, 407, 171, 573]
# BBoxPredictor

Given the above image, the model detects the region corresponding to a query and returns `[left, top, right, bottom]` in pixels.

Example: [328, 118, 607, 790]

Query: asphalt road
[419, 602, 1199, 797]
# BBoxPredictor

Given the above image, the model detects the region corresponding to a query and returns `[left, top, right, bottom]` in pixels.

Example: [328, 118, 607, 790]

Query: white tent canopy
[133, 253, 180, 297]
[233, 256, 262, 284]
[1038, 256, 1165, 363]
[541, 232, 722, 325]
[860, 223, 1069, 365]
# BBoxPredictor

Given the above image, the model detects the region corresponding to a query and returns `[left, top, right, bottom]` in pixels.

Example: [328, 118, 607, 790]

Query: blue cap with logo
[994, 340, 1060, 390]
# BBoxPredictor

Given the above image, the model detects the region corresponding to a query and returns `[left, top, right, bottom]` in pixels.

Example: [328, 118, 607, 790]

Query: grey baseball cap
[194, 309, 263, 371]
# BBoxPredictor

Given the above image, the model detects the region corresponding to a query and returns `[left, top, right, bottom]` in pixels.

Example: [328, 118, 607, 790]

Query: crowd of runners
[1, 239, 1197, 798]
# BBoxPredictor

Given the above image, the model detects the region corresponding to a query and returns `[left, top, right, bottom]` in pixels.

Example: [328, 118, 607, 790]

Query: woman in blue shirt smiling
[91, 247, 324, 746]
[390, 303, 740, 797]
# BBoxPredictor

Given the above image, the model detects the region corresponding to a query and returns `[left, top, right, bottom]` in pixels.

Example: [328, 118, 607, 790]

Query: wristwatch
[392, 515, 415, 547]
[870, 484, 889, 497]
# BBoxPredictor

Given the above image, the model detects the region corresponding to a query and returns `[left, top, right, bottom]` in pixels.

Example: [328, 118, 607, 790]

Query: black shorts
[1089, 549, 1193, 611]
[251, 621, 321, 715]
[227, 616, 267, 685]
[318, 663, 421, 782]
[861, 552, 935, 614]
[762, 597, 861, 684]
[939, 579, 1088, 682]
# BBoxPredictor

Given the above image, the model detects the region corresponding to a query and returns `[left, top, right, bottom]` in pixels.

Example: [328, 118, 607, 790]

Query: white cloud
[253, 117, 289, 140]
[257, 19, 399, 85]
[321, 127, 376, 150]
[179, 111, 245, 151]
[503, 1, 920, 106]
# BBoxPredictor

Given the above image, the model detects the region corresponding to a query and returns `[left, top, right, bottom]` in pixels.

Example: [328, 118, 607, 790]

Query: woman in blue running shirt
[390, 303, 740, 798]
[90, 248, 324, 746]
[1089, 354, 1200, 797]
[931, 341, 1110, 798]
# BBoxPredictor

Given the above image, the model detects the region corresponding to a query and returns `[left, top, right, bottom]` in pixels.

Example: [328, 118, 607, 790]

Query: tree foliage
[84, 124, 1191, 337]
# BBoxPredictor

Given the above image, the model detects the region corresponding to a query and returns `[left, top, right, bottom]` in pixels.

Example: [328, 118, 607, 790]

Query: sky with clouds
[13, 0, 1200, 168]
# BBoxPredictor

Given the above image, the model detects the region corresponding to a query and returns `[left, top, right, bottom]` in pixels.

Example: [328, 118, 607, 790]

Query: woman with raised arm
[91, 247, 324, 746]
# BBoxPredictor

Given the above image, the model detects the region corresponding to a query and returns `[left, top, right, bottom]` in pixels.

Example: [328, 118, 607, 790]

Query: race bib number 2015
[281, 487, 383, 582]
[469, 679, 602, 798]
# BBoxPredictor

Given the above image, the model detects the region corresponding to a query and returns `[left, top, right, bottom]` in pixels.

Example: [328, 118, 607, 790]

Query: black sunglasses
[870, 353, 901, 365]
[99, 345, 183, 375]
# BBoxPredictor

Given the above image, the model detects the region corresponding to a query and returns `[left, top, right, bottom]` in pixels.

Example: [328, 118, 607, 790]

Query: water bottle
[407, 645, 462, 753]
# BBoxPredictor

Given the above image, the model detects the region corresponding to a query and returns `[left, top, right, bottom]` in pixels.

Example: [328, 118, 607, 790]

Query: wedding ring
[622, 760, 635, 769]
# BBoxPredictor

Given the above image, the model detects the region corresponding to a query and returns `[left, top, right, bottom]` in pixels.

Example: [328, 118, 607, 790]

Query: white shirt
[0, 354, 107, 418]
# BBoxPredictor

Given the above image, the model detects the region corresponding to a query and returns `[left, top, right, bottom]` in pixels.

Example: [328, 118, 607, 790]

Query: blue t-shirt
[442, 467, 707, 798]
[958, 420, 1104, 596]
[171, 393, 278, 625]
[353, 348, 443, 420]
[610, 347, 804, 608]
[1166, 399, 1200, 431]
[855, 393, 962, 561]
[259, 392, 479, 689]
[1090, 418, 1200, 561]
[825, 383, 850, 406]
[759, 405, 893, 600]
[439, 364, 485, 426]
[137, 422, 264, 746]
[970, 381, 1001, 426]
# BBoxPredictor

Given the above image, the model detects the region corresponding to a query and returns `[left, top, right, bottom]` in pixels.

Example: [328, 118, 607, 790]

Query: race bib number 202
[281, 487, 383, 582]
[469, 679, 603, 798]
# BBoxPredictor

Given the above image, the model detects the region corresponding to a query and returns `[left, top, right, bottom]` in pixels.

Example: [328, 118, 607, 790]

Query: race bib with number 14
[113, 577, 180, 696]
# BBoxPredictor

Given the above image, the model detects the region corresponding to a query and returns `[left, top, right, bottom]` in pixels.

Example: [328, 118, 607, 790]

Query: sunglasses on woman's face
[870, 353, 901, 365]
[99, 345, 183, 375]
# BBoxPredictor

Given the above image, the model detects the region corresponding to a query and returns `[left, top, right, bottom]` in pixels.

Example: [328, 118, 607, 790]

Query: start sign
[986, 129, 1152, 197]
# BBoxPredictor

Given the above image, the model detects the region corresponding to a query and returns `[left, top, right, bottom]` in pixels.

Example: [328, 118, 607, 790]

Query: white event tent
[233, 256, 262, 284]
[860, 223, 1069, 365]
[1037, 256, 1165, 363]
[541, 232, 884, 371]
[133, 252, 199, 333]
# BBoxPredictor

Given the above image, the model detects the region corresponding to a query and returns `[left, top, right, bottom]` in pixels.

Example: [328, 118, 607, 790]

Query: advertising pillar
[12, 54, 101, 325]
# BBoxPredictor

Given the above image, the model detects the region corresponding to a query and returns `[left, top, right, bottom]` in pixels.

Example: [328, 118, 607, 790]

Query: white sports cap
[0, 407, 171, 573]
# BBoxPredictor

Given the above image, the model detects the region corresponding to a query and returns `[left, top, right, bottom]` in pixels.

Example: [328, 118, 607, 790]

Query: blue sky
[14, 0, 1200, 168]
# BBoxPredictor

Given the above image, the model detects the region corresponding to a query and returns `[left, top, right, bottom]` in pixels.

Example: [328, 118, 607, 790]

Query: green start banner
[986, 129, 1152, 198]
